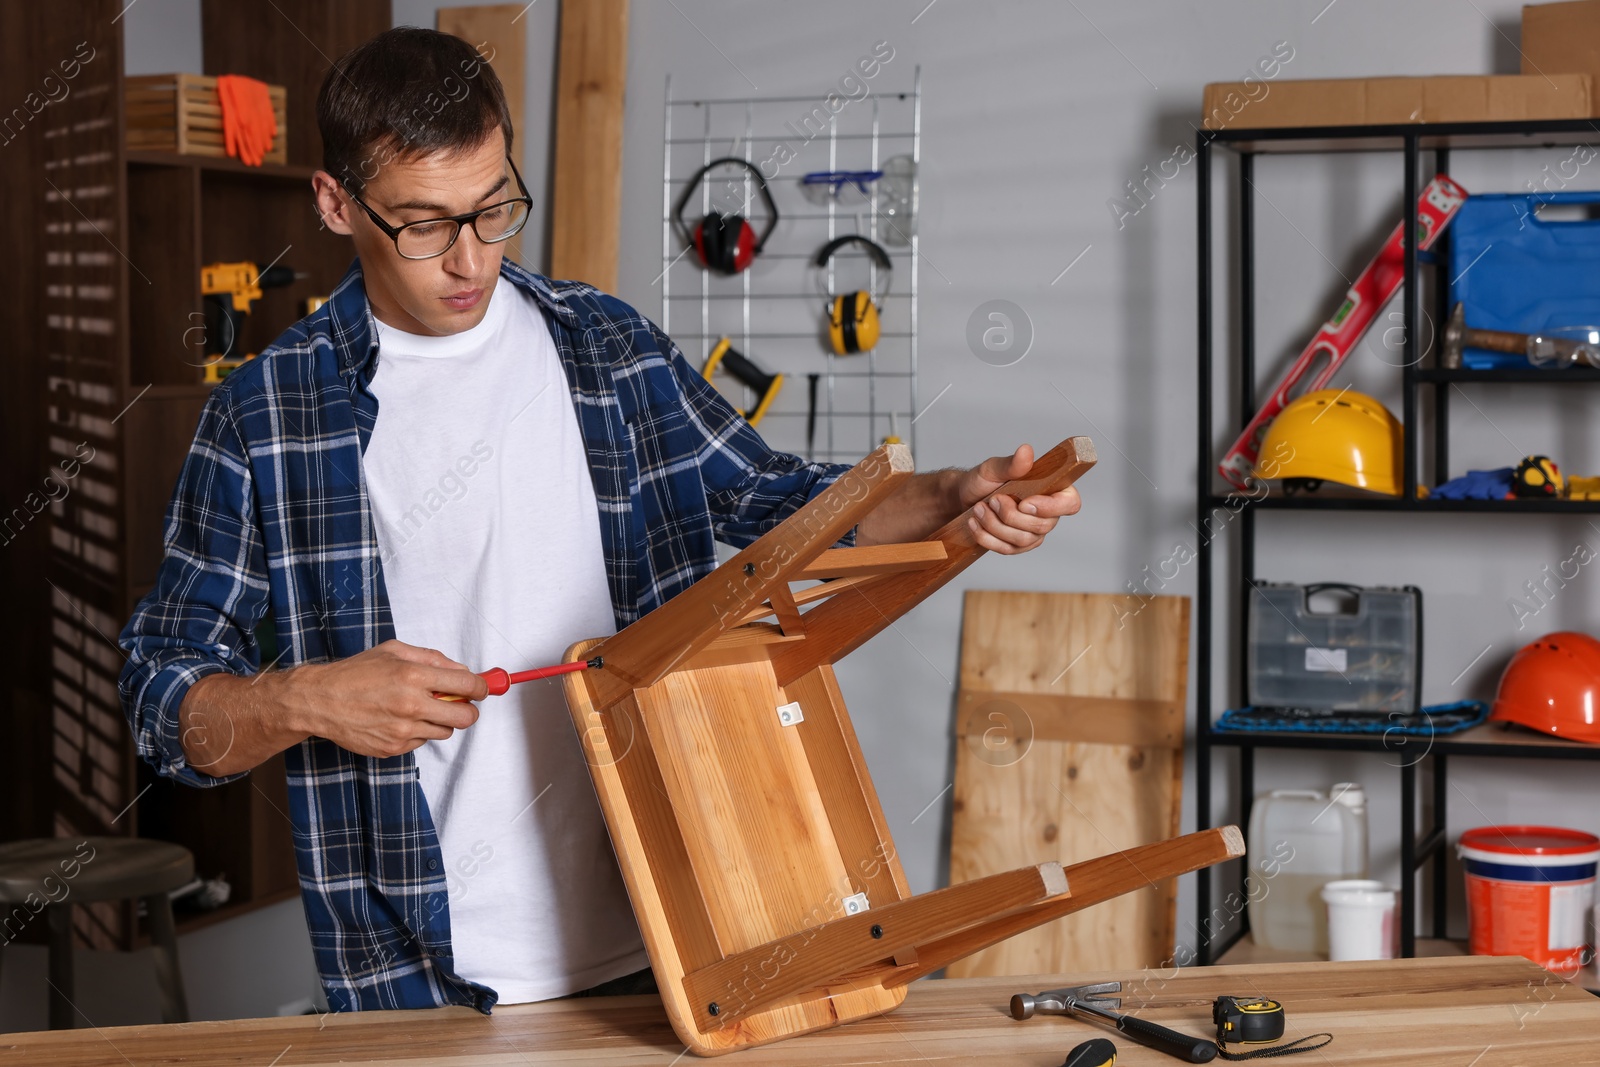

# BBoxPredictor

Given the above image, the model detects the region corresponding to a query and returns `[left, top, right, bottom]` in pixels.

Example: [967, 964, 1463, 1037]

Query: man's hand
[856, 442, 1081, 550]
[957, 444, 1082, 555]
[178, 639, 490, 777]
[286, 640, 489, 758]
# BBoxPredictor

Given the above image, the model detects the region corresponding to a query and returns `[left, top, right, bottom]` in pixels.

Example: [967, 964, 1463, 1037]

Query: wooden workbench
[5, 956, 1595, 1065]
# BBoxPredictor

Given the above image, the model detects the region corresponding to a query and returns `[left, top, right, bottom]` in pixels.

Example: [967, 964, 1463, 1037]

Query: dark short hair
[317, 27, 514, 192]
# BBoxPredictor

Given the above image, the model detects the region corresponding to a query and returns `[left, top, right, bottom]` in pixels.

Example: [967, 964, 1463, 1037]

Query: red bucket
[1459, 825, 1599, 974]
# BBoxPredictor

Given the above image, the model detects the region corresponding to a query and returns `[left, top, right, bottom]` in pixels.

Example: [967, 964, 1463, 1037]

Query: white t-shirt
[361, 279, 649, 1003]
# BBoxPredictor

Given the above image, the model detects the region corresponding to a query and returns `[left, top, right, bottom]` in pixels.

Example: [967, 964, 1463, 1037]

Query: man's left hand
[958, 444, 1081, 555]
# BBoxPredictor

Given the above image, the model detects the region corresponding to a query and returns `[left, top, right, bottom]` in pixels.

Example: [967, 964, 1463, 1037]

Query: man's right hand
[178, 639, 490, 778]
[286, 640, 490, 758]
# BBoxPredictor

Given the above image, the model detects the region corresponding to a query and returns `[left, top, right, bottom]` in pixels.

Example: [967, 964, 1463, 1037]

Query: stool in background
[0, 837, 193, 1028]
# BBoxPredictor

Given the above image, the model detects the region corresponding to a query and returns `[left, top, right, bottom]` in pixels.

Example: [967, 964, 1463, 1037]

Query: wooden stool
[0, 836, 193, 1028]
[561, 438, 1245, 1054]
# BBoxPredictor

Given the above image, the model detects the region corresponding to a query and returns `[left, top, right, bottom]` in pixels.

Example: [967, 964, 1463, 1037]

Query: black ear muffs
[815, 235, 892, 355]
[675, 158, 778, 274]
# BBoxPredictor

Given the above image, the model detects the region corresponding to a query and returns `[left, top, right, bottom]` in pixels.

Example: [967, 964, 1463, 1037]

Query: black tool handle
[1116, 1014, 1217, 1063]
[258, 264, 297, 289]
[717, 346, 776, 394]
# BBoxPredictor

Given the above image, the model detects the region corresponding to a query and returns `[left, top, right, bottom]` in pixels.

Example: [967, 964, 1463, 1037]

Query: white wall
[85, 0, 1600, 1026]
[610, 0, 1600, 957]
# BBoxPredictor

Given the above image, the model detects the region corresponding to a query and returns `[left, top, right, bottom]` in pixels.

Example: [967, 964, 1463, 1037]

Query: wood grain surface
[8, 957, 1596, 1065]
[548, 0, 629, 289]
[435, 6, 526, 143]
[582, 443, 913, 709]
[563, 646, 908, 1054]
[949, 591, 1191, 979]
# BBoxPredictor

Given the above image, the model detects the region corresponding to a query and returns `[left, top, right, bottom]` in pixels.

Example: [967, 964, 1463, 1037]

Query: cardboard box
[1201, 74, 1592, 130]
[1523, 1, 1600, 75]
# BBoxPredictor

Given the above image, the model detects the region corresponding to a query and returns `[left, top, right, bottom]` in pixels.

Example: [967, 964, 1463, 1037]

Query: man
[118, 27, 1079, 1014]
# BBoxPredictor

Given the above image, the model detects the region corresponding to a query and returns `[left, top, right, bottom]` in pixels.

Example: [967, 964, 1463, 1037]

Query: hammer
[1011, 980, 1216, 1063]
[1440, 303, 1582, 368]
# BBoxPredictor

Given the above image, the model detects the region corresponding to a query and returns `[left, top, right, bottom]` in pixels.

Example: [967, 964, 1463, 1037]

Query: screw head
[707, 1002, 720, 1017]
[744, 562, 756, 576]
[870, 923, 883, 939]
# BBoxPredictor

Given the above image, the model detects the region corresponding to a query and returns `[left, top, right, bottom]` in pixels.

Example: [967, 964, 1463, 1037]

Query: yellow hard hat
[1253, 388, 1402, 496]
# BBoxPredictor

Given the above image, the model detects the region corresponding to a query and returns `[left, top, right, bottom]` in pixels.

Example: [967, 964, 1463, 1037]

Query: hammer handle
[1115, 1013, 1217, 1062]
[1462, 326, 1528, 355]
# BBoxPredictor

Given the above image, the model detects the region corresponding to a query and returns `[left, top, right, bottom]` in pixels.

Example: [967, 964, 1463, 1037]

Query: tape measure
[1062, 1037, 1117, 1067]
[1213, 996, 1284, 1044]
[1211, 996, 1330, 1060]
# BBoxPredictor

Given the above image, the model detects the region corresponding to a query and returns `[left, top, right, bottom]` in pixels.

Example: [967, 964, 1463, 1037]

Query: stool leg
[144, 893, 189, 1023]
[46, 903, 74, 1030]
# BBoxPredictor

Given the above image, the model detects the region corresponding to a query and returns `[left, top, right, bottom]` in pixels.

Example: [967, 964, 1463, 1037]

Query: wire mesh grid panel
[662, 68, 920, 465]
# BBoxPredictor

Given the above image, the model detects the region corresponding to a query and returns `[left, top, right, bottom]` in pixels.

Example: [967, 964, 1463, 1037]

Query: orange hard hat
[1489, 632, 1600, 743]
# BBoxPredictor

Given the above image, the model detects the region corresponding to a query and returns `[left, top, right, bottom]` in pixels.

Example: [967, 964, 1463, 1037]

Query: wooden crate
[124, 73, 287, 164]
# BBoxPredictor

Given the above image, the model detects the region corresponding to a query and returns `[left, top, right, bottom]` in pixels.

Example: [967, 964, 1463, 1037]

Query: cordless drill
[200, 261, 299, 381]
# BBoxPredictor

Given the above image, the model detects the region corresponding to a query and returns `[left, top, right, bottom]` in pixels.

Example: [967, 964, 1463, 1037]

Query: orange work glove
[246, 77, 276, 165]
[217, 75, 240, 161]
[216, 74, 276, 166]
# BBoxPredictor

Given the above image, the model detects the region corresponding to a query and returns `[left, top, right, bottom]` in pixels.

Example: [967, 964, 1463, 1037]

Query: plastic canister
[1330, 782, 1369, 878]
[1459, 825, 1600, 974]
[1247, 789, 1364, 954]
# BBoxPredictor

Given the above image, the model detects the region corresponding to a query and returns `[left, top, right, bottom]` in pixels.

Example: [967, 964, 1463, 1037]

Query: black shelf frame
[1193, 117, 1600, 966]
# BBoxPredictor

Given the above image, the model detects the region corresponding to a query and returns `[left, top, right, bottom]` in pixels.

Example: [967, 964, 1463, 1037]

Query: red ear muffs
[693, 212, 759, 274]
[675, 158, 778, 275]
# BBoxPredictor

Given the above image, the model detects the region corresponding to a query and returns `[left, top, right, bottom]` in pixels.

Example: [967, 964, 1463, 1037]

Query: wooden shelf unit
[1, 0, 390, 951]
[1192, 118, 1600, 967]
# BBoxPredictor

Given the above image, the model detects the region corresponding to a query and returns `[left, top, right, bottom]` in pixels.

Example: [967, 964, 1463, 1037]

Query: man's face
[313, 129, 516, 336]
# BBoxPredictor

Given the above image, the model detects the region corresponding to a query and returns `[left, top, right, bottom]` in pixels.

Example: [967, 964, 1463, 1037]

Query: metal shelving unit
[661, 70, 921, 465]
[1193, 117, 1600, 965]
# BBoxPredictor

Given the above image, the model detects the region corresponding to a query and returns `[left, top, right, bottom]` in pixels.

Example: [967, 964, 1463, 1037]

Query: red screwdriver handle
[480, 667, 511, 696]
[433, 658, 602, 702]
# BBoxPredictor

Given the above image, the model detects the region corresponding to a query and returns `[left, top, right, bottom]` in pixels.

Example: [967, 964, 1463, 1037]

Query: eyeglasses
[345, 157, 533, 260]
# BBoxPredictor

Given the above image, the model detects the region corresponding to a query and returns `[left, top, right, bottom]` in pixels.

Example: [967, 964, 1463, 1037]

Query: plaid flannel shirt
[118, 258, 852, 1013]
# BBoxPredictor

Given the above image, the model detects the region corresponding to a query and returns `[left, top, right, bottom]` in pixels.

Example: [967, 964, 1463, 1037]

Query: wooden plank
[948, 590, 1190, 979]
[890, 827, 1242, 987]
[548, 0, 628, 289]
[436, 5, 527, 147]
[584, 444, 913, 709]
[796, 543, 948, 579]
[682, 862, 1069, 1031]
[770, 437, 1096, 686]
[955, 689, 1183, 748]
[784, 666, 910, 909]
[560, 641, 727, 996]
[632, 659, 854, 958]
[12, 957, 1600, 1064]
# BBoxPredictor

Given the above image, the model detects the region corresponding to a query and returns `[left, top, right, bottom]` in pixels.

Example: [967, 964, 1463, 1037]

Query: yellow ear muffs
[828, 290, 881, 355]
[815, 235, 892, 356]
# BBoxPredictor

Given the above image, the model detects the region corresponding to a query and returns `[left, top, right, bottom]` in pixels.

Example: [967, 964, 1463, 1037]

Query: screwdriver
[434, 657, 603, 702]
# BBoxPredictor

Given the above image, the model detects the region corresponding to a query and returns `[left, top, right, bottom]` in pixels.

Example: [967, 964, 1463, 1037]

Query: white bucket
[1320, 879, 1397, 961]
